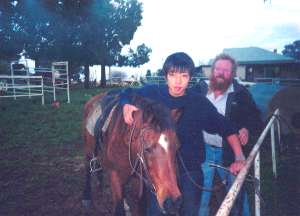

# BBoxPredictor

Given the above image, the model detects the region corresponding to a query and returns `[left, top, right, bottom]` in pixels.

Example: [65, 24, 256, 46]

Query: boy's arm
[123, 104, 139, 125]
[119, 87, 134, 107]
[120, 85, 155, 125]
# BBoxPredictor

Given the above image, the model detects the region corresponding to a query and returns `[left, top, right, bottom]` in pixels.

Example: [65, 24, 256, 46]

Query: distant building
[202, 47, 300, 81]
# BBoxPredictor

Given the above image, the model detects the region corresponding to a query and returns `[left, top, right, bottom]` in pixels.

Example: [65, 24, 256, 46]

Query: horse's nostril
[163, 196, 182, 214]
[163, 197, 174, 213]
[174, 195, 183, 208]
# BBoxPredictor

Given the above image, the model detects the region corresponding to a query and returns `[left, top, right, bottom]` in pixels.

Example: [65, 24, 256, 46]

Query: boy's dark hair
[162, 52, 195, 77]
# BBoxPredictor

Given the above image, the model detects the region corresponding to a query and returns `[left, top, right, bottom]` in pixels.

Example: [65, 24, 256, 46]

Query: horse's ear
[170, 108, 183, 123]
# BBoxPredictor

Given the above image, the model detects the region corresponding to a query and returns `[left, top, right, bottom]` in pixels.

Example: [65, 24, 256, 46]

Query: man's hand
[238, 128, 249, 146]
[123, 104, 139, 125]
[229, 160, 246, 175]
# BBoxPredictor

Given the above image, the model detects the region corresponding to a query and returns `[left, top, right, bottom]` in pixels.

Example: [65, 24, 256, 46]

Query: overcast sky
[125, 0, 300, 73]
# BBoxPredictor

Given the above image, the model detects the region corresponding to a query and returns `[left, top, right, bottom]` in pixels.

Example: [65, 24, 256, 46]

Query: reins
[90, 105, 157, 197]
[177, 152, 261, 196]
[127, 120, 225, 194]
[177, 153, 224, 192]
[128, 122, 157, 197]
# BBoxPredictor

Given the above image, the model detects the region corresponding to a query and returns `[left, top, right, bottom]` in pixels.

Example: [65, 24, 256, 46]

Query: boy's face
[166, 69, 190, 97]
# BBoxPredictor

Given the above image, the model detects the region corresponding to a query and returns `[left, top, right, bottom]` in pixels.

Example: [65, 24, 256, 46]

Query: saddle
[86, 89, 121, 152]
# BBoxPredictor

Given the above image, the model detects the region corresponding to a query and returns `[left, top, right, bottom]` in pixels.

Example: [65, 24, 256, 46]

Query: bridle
[127, 122, 157, 197]
[127, 121, 223, 194]
[177, 153, 225, 192]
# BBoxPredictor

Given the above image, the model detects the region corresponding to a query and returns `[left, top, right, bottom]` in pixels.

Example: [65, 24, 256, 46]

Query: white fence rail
[0, 75, 44, 105]
[7, 61, 70, 104]
[216, 109, 280, 216]
[51, 61, 70, 103]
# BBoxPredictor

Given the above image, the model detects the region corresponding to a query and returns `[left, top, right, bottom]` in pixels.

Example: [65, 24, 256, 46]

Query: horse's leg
[110, 170, 126, 216]
[95, 167, 104, 189]
[82, 154, 93, 208]
[82, 132, 95, 208]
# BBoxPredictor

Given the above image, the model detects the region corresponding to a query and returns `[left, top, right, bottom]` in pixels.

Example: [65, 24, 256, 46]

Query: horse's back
[83, 93, 107, 121]
[83, 89, 122, 148]
[84, 89, 122, 117]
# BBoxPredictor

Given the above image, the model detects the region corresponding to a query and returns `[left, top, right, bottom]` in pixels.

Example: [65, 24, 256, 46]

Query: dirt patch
[0, 142, 114, 216]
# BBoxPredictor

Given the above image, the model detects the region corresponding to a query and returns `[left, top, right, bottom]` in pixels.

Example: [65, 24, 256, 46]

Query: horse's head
[131, 96, 183, 214]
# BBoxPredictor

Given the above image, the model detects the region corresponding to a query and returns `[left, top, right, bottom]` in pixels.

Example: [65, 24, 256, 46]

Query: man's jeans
[198, 144, 250, 216]
[198, 144, 225, 216]
[225, 173, 251, 216]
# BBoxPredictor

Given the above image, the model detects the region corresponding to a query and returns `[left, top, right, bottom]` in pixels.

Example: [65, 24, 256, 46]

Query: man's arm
[227, 134, 246, 175]
[232, 89, 262, 148]
[238, 128, 249, 146]
[238, 89, 263, 136]
[199, 98, 246, 174]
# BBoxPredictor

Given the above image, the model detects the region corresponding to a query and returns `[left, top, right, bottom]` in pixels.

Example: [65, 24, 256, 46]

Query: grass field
[0, 86, 299, 216]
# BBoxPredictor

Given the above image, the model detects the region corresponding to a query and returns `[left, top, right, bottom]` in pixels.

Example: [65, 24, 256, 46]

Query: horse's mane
[131, 94, 175, 131]
[110, 93, 175, 136]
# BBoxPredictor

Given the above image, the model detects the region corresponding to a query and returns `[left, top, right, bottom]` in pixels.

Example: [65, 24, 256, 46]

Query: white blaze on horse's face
[158, 133, 169, 152]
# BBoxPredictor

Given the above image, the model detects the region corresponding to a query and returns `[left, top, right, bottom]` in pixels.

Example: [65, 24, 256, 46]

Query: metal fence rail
[216, 109, 280, 216]
[255, 78, 300, 86]
[144, 75, 208, 87]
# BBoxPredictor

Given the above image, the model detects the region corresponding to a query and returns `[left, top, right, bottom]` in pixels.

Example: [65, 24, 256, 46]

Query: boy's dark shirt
[120, 84, 238, 171]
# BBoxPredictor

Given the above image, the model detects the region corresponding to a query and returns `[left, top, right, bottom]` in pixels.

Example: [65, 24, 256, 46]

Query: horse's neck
[105, 107, 130, 144]
[109, 108, 142, 149]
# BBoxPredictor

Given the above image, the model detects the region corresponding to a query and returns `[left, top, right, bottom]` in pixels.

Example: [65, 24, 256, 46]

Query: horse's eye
[145, 147, 151, 153]
[144, 145, 154, 154]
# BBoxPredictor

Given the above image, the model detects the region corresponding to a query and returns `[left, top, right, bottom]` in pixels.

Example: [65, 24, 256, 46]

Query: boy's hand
[123, 104, 139, 125]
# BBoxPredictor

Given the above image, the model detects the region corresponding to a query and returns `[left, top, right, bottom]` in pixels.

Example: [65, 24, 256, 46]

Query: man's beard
[209, 75, 232, 92]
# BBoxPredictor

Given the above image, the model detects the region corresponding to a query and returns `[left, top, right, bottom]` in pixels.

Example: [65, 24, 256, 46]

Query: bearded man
[193, 53, 262, 216]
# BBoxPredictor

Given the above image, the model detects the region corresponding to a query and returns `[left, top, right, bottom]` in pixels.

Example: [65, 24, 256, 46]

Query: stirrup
[90, 156, 102, 173]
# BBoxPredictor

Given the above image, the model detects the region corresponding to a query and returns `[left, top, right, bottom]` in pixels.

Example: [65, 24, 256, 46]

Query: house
[202, 47, 300, 82]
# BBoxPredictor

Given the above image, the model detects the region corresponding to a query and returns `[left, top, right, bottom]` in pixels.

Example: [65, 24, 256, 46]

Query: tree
[156, 69, 164, 76]
[146, 69, 151, 79]
[130, 44, 152, 67]
[119, 43, 152, 67]
[0, 1, 30, 60]
[282, 40, 300, 61]
[0, 0, 151, 87]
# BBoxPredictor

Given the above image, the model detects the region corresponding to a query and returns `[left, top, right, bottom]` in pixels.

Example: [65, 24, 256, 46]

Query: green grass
[0, 87, 114, 150]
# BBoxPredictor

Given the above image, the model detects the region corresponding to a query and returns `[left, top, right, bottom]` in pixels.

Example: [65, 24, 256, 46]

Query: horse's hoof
[82, 199, 92, 209]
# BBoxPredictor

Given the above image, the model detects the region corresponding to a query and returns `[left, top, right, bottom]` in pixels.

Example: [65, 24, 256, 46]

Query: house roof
[222, 47, 296, 65]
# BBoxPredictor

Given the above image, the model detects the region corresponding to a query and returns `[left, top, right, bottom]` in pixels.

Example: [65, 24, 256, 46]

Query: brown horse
[82, 91, 182, 215]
